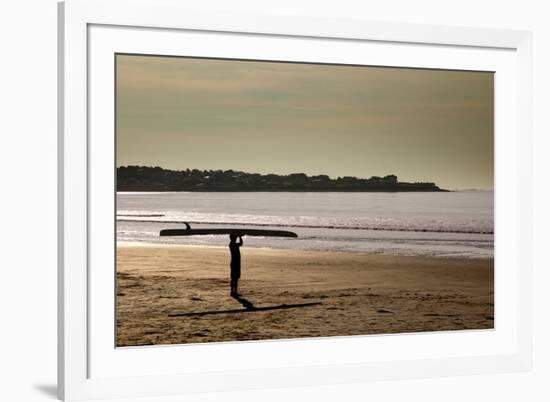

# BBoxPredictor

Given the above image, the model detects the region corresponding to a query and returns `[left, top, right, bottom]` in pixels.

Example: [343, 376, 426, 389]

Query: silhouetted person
[229, 233, 243, 296]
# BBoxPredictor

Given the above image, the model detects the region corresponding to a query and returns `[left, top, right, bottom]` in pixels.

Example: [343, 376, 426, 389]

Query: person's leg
[230, 262, 235, 295]
[234, 262, 241, 296]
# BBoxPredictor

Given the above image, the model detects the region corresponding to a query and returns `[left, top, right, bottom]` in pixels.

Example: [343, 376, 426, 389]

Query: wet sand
[116, 245, 494, 347]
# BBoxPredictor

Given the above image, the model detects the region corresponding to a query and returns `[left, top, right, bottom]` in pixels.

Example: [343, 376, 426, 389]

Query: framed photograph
[58, 0, 533, 400]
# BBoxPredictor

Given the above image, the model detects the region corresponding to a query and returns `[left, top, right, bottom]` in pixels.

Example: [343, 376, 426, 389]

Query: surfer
[229, 233, 243, 296]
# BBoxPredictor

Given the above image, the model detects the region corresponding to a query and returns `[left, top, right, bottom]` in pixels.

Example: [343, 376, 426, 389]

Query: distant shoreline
[117, 166, 448, 192]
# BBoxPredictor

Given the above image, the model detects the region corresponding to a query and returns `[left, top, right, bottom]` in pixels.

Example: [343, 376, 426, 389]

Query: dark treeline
[117, 166, 448, 192]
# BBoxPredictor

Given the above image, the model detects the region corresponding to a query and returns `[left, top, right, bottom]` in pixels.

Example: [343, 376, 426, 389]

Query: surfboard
[159, 223, 297, 238]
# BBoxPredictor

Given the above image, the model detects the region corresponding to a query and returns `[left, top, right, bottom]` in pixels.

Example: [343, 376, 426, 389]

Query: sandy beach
[116, 245, 494, 347]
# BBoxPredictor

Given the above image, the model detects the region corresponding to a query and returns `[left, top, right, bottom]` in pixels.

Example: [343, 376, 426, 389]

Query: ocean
[116, 191, 493, 258]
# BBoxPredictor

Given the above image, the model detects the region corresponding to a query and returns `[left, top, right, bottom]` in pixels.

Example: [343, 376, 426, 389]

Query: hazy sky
[116, 54, 494, 190]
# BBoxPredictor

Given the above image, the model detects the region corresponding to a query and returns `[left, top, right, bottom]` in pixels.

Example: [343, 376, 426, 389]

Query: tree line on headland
[117, 166, 448, 192]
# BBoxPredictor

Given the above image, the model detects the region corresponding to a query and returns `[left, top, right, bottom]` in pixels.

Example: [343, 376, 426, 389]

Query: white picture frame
[58, 0, 533, 400]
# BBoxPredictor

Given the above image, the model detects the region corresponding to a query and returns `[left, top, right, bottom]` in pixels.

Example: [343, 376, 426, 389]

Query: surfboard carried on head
[159, 222, 298, 238]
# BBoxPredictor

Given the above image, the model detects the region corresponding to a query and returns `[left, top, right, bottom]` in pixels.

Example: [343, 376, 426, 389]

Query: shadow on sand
[169, 294, 321, 317]
[232, 293, 257, 310]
